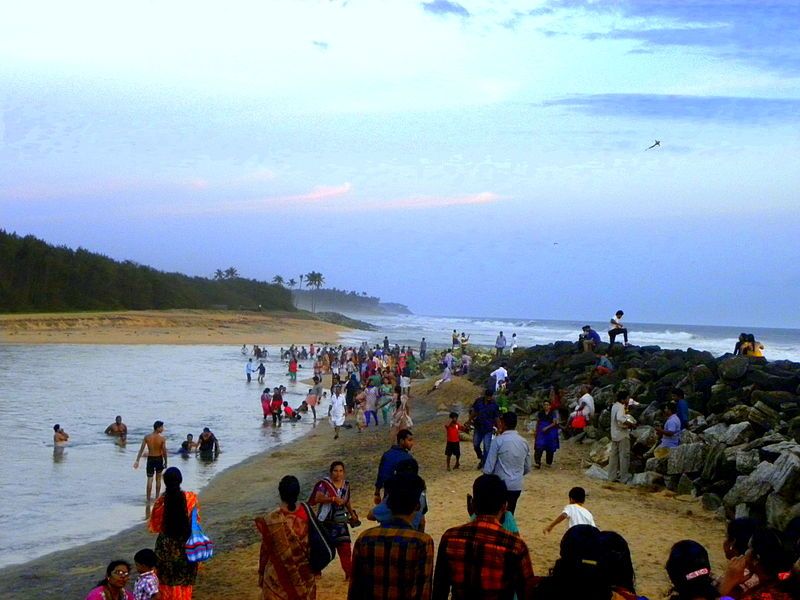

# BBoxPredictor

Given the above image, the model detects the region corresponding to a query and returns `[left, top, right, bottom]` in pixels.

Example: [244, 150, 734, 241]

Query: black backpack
[302, 502, 336, 572]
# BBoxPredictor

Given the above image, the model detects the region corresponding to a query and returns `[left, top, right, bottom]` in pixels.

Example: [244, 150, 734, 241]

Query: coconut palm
[272, 275, 284, 286]
[224, 266, 239, 279]
[213, 269, 225, 280]
[287, 278, 297, 290]
[305, 271, 325, 313]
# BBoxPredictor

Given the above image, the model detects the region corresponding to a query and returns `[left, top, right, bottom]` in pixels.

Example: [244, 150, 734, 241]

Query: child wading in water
[445, 412, 461, 471]
[543, 486, 596, 534]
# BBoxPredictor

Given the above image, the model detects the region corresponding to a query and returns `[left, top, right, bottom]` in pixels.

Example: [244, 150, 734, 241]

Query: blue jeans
[473, 430, 493, 463]
[365, 410, 378, 426]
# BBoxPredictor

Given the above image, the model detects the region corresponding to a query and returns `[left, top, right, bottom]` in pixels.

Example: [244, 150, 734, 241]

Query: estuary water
[2, 313, 799, 568]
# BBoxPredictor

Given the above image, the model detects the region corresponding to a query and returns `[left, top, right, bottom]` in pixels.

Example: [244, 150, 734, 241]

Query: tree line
[0, 230, 294, 313]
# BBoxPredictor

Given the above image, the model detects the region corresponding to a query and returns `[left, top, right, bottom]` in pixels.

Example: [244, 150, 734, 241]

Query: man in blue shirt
[469, 390, 500, 469]
[580, 325, 601, 352]
[374, 429, 414, 503]
[483, 412, 531, 514]
[671, 388, 690, 429]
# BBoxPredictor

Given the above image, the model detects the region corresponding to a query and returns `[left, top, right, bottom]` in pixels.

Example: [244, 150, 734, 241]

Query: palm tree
[305, 271, 325, 313]
[299, 274, 304, 287]
[287, 278, 297, 290]
[213, 269, 225, 280]
[224, 267, 239, 279]
[272, 275, 284, 286]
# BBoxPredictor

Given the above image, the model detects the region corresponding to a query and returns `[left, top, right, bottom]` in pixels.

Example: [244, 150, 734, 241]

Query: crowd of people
[76, 327, 793, 600]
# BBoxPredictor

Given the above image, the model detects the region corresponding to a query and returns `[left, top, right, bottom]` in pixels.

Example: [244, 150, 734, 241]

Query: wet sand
[0, 310, 350, 345]
[0, 377, 727, 600]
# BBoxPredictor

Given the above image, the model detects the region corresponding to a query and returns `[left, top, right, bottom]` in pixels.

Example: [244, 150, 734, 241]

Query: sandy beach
[0, 310, 351, 345]
[0, 375, 728, 600]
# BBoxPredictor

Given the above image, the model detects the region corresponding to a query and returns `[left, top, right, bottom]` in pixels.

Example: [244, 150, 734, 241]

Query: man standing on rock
[495, 331, 507, 358]
[419, 337, 427, 361]
[608, 391, 634, 483]
[608, 310, 629, 347]
[483, 412, 531, 514]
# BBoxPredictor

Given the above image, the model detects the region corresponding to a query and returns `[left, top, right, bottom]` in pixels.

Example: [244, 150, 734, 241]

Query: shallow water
[0, 344, 317, 567]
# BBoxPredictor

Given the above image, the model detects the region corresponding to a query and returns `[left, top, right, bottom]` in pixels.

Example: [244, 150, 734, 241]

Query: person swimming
[104, 415, 128, 442]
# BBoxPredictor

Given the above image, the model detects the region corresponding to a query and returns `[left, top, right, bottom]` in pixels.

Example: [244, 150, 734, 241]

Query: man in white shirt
[495, 331, 507, 358]
[608, 310, 629, 347]
[510, 333, 518, 353]
[483, 412, 531, 514]
[490, 362, 509, 392]
[608, 390, 634, 483]
[570, 386, 595, 420]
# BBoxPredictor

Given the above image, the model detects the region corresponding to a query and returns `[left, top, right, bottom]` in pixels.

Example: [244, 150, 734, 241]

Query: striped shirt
[433, 516, 535, 600]
[349, 518, 434, 600]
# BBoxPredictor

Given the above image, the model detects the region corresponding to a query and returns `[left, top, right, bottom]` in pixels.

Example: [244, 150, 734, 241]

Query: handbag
[185, 507, 214, 562]
[302, 502, 336, 572]
[572, 414, 587, 429]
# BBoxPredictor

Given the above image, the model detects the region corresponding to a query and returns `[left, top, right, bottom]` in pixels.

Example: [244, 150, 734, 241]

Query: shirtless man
[104, 415, 128, 442]
[53, 424, 69, 446]
[133, 420, 167, 504]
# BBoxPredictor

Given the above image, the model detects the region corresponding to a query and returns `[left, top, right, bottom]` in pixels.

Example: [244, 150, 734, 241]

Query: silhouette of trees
[272, 275, 284, 286]
[0, 230, 293, 312]
[304, 271, 325, 313]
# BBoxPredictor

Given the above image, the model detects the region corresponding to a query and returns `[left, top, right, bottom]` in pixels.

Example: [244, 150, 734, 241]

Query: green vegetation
[0, 230, 294, 313]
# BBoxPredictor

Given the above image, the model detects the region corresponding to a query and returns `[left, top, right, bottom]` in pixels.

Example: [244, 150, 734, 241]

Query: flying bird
[646, 140, 661, 150]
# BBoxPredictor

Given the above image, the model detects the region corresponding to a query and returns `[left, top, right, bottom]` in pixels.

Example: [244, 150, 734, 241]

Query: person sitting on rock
[733, 333, 747, 356]
[608, 310, 629, 347]
[655, 401, 682, 450]
[671, 388, 690, 430]
[579, 325, 601, 352]
[742, 334, 765, 358]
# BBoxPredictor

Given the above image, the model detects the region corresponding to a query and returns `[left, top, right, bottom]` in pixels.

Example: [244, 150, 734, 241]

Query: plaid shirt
[348, 518, 434, 600]
[433, 515, 535, 600]
[133, 570, 159, 600]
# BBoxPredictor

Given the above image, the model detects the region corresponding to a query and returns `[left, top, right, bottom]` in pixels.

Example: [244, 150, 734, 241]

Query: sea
[1, 313, 799, 569]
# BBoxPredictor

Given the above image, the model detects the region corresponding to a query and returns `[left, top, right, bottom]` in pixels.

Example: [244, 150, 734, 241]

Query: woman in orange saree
[255, 475, 317, 600]
[148, 467, 198, 600]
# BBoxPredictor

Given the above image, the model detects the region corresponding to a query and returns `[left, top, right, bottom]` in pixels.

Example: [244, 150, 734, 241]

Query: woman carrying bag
[309, 461, 359, 580]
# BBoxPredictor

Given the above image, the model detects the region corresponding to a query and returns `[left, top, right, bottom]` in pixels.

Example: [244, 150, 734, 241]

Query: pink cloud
[381, 191, 501, 210]
[286, 182, 353, 202]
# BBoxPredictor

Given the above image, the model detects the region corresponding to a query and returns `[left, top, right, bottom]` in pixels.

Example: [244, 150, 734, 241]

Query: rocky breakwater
[471, 342, 800, 527]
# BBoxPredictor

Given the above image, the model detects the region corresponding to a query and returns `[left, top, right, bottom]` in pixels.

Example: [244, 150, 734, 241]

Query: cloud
[382, 191, 500, 210]
[311, 40, 329, 50]
[535, 1, 800, 74]
[421, 0, 470, 18]
[542, 94, 800, 124]
[287, 183, 352, 202]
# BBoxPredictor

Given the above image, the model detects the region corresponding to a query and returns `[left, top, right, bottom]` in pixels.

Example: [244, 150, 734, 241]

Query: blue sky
[2, 1, 799, 327]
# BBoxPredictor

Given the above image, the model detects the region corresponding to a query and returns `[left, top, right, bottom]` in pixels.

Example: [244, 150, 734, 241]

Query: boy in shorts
[445, 412, 461, 471]
[133, 421, 167, 504]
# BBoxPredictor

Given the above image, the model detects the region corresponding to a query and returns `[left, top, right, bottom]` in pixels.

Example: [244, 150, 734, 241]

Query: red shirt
[446, 423, 461, 443]
[270, 398, 283, 413]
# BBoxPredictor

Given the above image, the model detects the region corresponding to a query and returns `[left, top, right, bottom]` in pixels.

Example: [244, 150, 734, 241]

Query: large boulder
[646, 455, 669, 474]
[719, 356, 749, 381]
[747, 401, 782, 431]
[723, 474, 773, 507]
[631, 425, 659, 449]
[768, 452, 800, 497]
[589, 439, 611, 466]
[703, 422, 753, 446]
[668, 443, 708, 475]
[585, 464, 609, 481]
[735, 450, 761, 475]
[765, 494, 800, 530]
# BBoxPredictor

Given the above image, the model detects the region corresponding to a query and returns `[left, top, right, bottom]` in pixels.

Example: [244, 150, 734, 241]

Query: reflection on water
[0, 344, 317, 568]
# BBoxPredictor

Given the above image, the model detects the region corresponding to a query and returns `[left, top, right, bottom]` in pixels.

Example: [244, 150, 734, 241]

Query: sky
[2, 0, 800, 328]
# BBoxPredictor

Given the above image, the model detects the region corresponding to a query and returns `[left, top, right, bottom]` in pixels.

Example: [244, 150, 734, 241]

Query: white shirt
[576, 393, 595, 417]
[610, 401, 629, 442]
[563, 504, 596, 528]
[490, 367, 508, 389]
[610, 315, 623, 329]
[329, 394, 346, 424]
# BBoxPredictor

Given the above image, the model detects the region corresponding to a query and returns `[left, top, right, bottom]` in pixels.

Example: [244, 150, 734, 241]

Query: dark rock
[701, 493, 723, 511]
[631, 425, 659, 449]
[723, 474, 773, 507]
[765, 494, 800, 530]
[719, 356, 749, 381]
[668, 443, 708, 475]
[703, 422, 752, 446]
[646, 456, 668, 474]
[746, 369, 797, 392]
[747, 401, 781, 431]
[702, 444, 728, 481]
[760, 441, 800, 461]
[638, 401, 662, 426]
[769, 452, 800, 496]
[567, 352, 598, 368]
[751, 390, 800, 410]
[735, 450, 761, 475]
[677, 473, 695, 495]
[629, 471, 664, 487]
